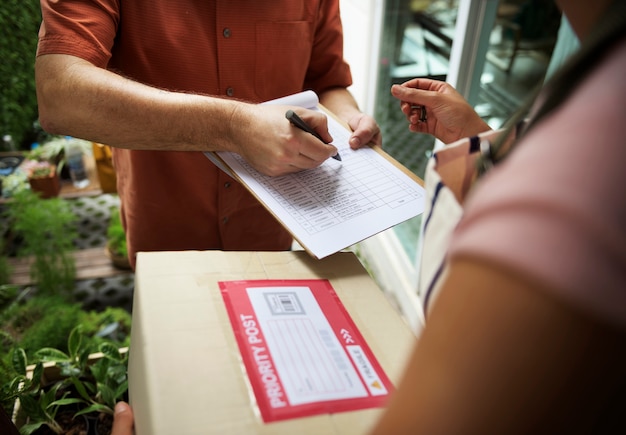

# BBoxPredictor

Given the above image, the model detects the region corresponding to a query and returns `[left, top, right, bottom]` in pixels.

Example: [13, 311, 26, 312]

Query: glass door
[358, 0, 566, 328]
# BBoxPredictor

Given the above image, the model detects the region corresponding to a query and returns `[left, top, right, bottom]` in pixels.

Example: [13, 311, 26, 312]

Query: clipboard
[205, 91, 426, 259]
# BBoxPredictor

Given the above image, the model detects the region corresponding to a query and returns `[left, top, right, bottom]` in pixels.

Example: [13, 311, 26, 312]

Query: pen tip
[333, 153, 342, 161]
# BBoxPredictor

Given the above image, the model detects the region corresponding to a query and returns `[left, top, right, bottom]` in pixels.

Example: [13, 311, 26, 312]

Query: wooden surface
[8, 247, 131, 286]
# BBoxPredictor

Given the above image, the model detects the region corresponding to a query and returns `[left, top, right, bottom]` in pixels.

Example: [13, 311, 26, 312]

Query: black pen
[285, 110, 342, 161]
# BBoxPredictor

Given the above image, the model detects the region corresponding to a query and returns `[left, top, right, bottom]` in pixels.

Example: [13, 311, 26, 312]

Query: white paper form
[247, 286, 373, 405]
[206, 91, 426, 259]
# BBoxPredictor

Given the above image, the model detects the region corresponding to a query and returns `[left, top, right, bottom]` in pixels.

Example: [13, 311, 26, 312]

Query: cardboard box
[129, 250, 415, 434]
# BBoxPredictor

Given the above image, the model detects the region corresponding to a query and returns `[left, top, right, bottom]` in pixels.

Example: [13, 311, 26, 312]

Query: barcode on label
[264, 292, 305, 315]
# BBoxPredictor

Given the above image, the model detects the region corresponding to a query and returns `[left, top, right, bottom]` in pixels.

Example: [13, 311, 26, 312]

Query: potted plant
[27, 137, 92, 181]
[20, 160, 60, 199]
[0, 295, 132, 416]
[105, 208, 131, 270]
[3, 326, 129, 435]
[4, 351, 85, 435]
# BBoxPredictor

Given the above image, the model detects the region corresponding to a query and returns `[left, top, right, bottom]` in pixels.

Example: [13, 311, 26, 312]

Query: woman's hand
[391, 78, 491, 144]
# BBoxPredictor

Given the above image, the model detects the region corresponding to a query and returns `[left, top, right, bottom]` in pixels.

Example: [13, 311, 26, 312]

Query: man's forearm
[36, 54, 244, 152]
[318, 87, 362, 124]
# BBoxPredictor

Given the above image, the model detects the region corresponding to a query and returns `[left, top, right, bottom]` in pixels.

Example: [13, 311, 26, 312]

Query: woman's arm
[370, 256, 626, 434]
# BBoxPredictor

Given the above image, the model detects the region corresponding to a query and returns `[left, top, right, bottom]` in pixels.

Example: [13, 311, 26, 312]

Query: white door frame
[350, 0, 498, 333]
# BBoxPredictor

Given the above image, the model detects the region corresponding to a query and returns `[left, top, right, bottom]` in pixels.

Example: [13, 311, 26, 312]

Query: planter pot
[28, 173, 61, 199]
[105, 242, 132, 270]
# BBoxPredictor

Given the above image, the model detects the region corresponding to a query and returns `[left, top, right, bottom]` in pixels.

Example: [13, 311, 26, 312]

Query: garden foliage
[0, 0, 42, 149]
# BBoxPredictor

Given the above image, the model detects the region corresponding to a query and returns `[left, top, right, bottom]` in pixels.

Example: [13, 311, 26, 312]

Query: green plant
[0, 294, 83, 418]
[3, 189, 77, 297]
[35, 326, 129, 418]
[70, 342, 129, 417]
[0, 296, 131, 418]
[0, 285, 18, 313]
[17, 299, 83, 358]
[0, 0, 42, 150]
[0, 241, 12, 286]
[26, 137, 92, 175]
[20, 160, 56, 179]
[0, 295, 81, 357]
[2, 348, 83, 435]
[2, 326, 129, 434]
[80, 307, 132, 349]
[106, 208, 128, 258]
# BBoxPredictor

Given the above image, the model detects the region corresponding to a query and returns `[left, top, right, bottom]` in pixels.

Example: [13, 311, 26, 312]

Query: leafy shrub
[18, 300, 83, 357]
[80, 307, 132, 348]
[0, 247, 11, 286]
[106, 209, 128, 258]
[0, 295, 81, 415]
[0, 296, 132, 418]
[0, 295, 81, 359]
[2, 326, 129, 434]
[0, 0, 42, 149]
[3, 189, 77, 296]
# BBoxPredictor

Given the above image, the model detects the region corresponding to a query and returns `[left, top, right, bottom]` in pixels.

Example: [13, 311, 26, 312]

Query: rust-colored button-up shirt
[37, 1, 353, 267]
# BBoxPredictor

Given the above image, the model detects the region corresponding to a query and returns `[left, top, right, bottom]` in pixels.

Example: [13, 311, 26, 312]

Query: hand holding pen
[285, 110, 341, 161]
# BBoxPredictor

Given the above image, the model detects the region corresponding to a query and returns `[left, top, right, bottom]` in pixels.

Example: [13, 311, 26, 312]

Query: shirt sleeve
[304, 0, 353, 93]
[37, 0, 120, 68]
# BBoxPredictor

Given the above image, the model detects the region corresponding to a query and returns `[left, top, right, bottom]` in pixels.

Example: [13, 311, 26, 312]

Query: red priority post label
[219, 279, 393, 422]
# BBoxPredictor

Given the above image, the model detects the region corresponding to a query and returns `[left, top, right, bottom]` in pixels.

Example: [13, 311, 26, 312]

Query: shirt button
[222, 217, 229, 224]
[226, 87, 234, 97]
[223, 28, 231, 38]
[224, 182, 231, 188]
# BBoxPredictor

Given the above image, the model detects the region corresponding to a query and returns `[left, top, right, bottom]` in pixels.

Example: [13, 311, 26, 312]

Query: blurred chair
[494, 0, 561, 73]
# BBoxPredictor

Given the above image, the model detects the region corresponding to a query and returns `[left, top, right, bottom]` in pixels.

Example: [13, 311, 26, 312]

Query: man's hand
[317, 87, 382, 150]
[228, 104, 340, 177]
[346, 112, 382, 149]
[391, 78, 491, 144]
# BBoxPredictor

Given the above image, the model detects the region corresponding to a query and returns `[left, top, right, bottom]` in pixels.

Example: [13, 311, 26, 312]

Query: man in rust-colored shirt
[36, 1, 381, 268]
